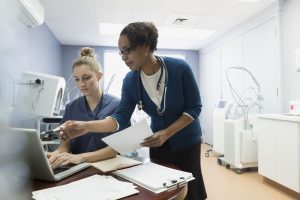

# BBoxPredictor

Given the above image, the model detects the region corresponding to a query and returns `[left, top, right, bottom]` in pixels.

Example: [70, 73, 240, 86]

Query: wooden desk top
[32, 164, 187, 200]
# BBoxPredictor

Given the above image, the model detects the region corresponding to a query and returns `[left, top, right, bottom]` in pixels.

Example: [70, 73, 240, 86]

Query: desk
[32, 164, 187, 200]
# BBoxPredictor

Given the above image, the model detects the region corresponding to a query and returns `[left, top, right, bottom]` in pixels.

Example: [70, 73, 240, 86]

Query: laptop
[10, 128, 90, 181]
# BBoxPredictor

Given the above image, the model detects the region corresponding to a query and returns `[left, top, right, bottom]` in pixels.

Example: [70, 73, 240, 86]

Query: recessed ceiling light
[173, 18, 188, 25]
[99, 23, 215, 41]
[98, 23, 123, 35]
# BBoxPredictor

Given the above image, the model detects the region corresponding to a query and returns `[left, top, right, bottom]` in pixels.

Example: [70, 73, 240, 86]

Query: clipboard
[113, 162, 194, 194]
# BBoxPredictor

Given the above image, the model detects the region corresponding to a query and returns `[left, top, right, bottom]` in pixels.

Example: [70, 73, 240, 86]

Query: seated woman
[48, 47, 120, 169]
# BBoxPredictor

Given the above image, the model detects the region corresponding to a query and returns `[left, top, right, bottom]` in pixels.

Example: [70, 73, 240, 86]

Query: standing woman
[60, 23, 207, 200]
[48, 47, 120, 169]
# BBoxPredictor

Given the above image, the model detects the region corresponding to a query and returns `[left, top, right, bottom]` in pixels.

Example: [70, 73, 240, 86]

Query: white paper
[32, 175, 138, 200]
[102, 119, 153, 154]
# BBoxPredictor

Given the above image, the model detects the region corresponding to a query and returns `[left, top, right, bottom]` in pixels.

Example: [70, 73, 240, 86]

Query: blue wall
[2, 23, 62, 108]
[0, 3, 62, 128]
[28, 25, 62, 76]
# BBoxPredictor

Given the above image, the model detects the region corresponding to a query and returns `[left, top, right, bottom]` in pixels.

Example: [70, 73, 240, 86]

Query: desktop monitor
[217, 100, 227, 108]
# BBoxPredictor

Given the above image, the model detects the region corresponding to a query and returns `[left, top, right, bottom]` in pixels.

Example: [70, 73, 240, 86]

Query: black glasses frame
[119, 46, 135, 56]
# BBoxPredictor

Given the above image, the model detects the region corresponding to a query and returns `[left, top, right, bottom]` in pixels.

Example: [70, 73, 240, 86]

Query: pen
[41, 127, 61, 135]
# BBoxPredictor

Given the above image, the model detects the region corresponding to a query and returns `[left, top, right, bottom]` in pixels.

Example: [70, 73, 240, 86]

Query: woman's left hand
[141, 129, 171, 147]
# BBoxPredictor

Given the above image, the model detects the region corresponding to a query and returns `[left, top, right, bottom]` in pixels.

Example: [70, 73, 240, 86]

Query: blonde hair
[72, 47, 101, 72]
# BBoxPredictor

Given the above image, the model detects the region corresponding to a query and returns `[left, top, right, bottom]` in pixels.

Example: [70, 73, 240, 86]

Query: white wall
[199, 48, 222, 144]
[199, 3, 280, 144]
[281, 0, 300, 111]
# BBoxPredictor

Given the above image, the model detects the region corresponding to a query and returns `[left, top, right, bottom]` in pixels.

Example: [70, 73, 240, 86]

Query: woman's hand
[47, 151, 59, 167]
[47, 152, 85, 169]
[141, 129, 171, 147]
[59, 120, 88, 140]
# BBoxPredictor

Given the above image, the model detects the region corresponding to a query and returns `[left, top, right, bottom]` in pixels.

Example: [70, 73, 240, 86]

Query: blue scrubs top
[61, 94, 120, 154]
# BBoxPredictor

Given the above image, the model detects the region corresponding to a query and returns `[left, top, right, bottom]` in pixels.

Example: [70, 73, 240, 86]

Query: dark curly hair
[120, 22, 158, 52]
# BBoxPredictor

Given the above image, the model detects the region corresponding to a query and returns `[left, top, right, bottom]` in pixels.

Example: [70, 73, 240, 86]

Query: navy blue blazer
[111, 57, 202, 151]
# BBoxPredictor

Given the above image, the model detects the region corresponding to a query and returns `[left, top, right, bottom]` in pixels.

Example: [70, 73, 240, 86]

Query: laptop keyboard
[53, 164, 76, 174]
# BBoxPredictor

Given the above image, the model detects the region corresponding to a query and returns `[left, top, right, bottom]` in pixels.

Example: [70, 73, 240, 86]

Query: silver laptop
[10, 128, 90, 181]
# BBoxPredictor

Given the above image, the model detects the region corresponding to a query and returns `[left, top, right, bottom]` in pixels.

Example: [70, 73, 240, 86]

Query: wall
[0, 1, 62, 129]
[199, 3, 280, 144]
[0, 1, 48, 199]
[199, 0, 300, 146]
[281, 0, 300, 111]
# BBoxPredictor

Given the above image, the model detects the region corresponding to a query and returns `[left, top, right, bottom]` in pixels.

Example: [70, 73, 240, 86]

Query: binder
[113, 162, 194, 194]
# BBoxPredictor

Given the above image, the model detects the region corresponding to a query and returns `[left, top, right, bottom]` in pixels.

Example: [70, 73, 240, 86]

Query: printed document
[102, 119, 153, 154]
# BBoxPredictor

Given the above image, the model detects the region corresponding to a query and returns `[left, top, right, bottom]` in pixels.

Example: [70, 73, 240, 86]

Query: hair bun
[80, 47, 94, 58]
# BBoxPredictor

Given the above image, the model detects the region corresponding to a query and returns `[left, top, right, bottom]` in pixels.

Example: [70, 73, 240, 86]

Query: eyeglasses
[119, 46, 135, 56]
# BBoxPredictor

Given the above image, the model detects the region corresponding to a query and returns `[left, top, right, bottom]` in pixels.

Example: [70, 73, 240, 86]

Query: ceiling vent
[173, 18, 188, 25]
[17, 0, 45, 27]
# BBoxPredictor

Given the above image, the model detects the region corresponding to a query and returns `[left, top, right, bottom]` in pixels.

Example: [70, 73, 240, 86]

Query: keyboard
[53, 164, 76, 174]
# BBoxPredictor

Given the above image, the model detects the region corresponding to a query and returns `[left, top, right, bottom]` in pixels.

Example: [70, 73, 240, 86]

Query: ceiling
[40, 0, 277, 50]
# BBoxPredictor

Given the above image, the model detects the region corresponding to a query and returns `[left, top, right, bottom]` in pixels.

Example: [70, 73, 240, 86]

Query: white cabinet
[256, 114, 300, 192]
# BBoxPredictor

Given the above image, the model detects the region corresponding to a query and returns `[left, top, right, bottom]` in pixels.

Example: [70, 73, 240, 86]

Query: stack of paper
[90, 155, 142, 172]
[32, 175, 138, 200]
[113, 162, 194, 194]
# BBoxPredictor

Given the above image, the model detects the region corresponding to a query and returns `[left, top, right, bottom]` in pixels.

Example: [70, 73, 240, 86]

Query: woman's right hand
[47, 152, 85, 169]
[59, 120, 89, 140]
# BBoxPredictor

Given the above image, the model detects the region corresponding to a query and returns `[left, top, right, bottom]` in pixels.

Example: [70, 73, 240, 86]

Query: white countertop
[258, 113, 300, 122]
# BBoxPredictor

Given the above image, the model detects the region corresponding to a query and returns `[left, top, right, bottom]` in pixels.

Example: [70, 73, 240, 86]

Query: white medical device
[212, 100, 231, 155]
[15, 71, 65, 117]
[223, 116, 258, 174]
[222, 66, 261, 173]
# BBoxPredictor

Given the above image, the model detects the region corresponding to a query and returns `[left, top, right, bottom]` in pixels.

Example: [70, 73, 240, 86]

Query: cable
[31, 84, 45, 110]
[226, 66, 263, 129]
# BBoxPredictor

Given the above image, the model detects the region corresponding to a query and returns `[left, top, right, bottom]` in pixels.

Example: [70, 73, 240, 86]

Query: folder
[113, 162, 194, 194]
[90, 155, 142, 173]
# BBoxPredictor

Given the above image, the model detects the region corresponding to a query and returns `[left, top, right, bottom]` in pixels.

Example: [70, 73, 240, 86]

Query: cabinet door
[276, 121, 299, 192]
[257, 119, 276, 180]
